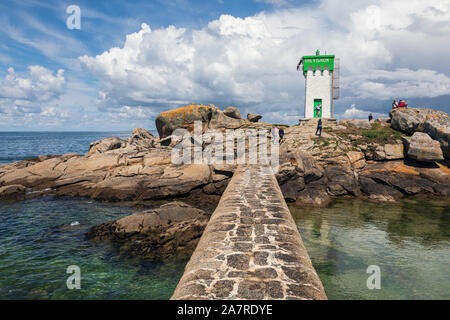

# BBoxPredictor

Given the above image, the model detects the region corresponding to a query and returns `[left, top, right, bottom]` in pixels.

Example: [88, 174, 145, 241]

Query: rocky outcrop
[390, 108, 450, 159]
[88, 128, 158, 156]
[247, 113, 262, 123]
[365, 143, 404, 161]
[359, 161, 450, 200]
[403, 132, 444, 162]
[0, 106, 448, 208]
[86, 202, 209, 259]
[155, 104, 248, 138]
[0, 130, 216, 202]
[223, 106, 242, 119]
[0, 184, 26, 200]
[88, 137, 126, 155]
[340, 119, 371, 129]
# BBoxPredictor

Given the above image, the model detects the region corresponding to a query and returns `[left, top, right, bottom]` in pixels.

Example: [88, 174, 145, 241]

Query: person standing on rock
[279, 128, 285, 143]
[368, 113, 373, 122]
[315, 119, 322, 137]
[273, 126, 279, 142]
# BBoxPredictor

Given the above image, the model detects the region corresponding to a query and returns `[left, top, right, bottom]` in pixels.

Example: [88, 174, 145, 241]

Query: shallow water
[1, 196, 449, 299]
[290, 198, 450, 300]
[0, 197, 187, 299]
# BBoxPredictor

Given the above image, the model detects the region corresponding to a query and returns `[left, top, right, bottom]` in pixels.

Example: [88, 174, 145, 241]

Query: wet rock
[295, 178, 331, 207]
[325, 166, 360, 197]
[403, 132, 444, 162]
[0, 184, 26, 200]
[86, 202, 209, 259]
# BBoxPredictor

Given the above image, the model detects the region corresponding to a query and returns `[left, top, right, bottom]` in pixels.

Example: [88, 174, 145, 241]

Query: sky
[0, 0, 449, 131]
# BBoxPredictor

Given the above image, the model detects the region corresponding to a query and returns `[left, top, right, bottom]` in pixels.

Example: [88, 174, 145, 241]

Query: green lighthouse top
[302, 50, 335, 73]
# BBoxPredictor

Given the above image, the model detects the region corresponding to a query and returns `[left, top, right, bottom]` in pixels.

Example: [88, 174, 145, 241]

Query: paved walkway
[171, 165, 327, 300]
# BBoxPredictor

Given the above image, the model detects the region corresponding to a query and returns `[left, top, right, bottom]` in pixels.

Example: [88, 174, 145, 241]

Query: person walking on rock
[315, 119, 322, 137]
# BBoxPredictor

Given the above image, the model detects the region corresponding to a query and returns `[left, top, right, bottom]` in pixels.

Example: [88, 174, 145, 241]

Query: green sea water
[0, 196, 449, 299]
[0, 197, 187, 300]
[290, 198, 450, 300]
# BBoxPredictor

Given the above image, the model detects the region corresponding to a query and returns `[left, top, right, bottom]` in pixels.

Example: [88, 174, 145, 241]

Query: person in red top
[398, 100, 408, 108]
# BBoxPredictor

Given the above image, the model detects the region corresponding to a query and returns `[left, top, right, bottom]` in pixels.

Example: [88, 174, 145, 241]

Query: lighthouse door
[314, 99, 322, 118]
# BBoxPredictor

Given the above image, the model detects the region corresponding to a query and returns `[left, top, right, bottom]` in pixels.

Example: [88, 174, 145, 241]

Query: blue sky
[0, 0, 449, 131]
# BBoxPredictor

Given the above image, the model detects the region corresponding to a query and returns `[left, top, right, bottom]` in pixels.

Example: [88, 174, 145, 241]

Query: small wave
[70, 221, 80, 226]
[26, 188, 52, 195]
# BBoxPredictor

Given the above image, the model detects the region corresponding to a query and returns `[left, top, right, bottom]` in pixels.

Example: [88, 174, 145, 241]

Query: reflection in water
[290, 198, 450, 300]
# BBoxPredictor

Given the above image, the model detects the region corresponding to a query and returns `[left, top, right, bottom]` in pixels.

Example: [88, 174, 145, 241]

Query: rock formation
[86, 202, 209, 259]
[247, 112, 262, 122]
[0, 106, 449, 207]
[390, 107, 450, 159]
[155, 104, 248, 138]
[403, 132, 444, 162]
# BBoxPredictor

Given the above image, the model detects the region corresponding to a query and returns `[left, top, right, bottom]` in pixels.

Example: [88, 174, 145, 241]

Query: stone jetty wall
[171, 165, 327, 300]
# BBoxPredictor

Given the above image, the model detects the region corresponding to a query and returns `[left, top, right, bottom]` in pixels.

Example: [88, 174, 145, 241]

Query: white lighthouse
[298, 50, 339, 119]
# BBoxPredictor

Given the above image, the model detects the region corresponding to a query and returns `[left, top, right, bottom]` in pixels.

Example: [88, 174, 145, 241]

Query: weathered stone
[227, 254, 250, 270]
[223, 106, 242, 119]
[339, 119, 371, 129]
[155, 104, 247, 138]
[88, 137, 126, 155]
[247, 113, 262, 122]
[403, 132, 444, 162]
[384, 143, 404, 160]
[211, 280, 234, 298]
[390, 107, 450, 159]
[171, 165, 327, 300]
[86, 202, 209, 259]
[0, 184, 26, 200]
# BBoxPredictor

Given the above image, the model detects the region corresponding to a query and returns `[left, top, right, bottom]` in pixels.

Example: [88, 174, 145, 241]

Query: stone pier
[171, 165, 327, 300]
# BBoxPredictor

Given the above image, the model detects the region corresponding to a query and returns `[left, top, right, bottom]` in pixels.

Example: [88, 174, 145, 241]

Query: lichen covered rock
[403, 132, 444, 162]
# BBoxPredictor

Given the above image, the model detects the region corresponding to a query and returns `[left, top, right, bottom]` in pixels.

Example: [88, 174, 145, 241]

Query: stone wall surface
[171, 165, 327, 300]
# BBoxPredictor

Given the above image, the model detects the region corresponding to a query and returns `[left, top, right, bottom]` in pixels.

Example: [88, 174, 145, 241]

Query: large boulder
[223, 106, 242, 119]
[365, 143, 404, 161]
[86, 202, 209, 259]
[390, 108, 450, 159]
[0, 184, 26, 200]
[403, 132, 444, 162]
[126, 128, 157, 151]
[247, 113, 262, 123]
[88, 137, 126, 155]
[155, 104, 247, 138]
[359, 161, 449, 198]
[339, 119, 371, 129]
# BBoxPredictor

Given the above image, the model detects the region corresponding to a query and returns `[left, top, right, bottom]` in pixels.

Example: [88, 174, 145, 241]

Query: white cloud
[78, 0, 450, 123]
[339, 104, 385, 119]
[0, 66, 65, 115]
[255, 0, 289, 6]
